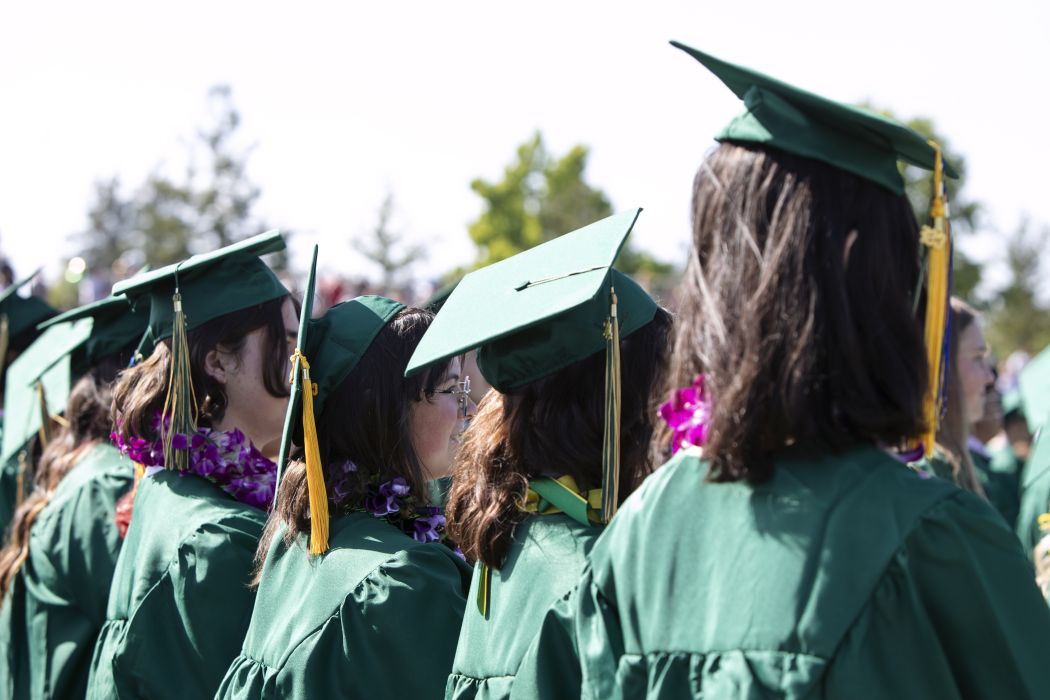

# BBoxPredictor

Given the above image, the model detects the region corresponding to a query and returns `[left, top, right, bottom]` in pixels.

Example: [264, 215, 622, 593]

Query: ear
[204, 347, 229, 385]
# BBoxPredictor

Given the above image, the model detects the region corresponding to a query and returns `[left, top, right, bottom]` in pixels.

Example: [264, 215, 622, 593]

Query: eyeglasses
[435, 376, 472, 414]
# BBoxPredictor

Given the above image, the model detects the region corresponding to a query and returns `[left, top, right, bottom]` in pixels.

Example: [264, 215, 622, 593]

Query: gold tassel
[293, 350, 329, 555]
[600, 285, 622, 523]
[918, 142, 951, 457]
[162, 291, 198, 471]
[477, 562, 492, 617]
[0, 314, 9, 372]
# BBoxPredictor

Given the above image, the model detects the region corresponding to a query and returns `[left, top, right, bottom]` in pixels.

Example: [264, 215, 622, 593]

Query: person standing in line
[218, 247, 471, 699]
[87, 231, 298, 699]
[511, 43, 1050, 699]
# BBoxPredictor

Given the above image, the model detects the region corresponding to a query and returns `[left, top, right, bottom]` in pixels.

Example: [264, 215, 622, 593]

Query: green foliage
[466, 132, 673, 283]
[986, 219, 1050, 357]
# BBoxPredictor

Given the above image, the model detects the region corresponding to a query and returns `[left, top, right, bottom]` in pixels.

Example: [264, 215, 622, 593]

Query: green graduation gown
[217, 512, 471, 699]
[970, 446, 1020, 529]
[87, 469, 265, 699]
[446, 514, 599, 700]
[0, 442, 131, 700]
[512, 446, 1050, 699]
[1017, 431, 1050, 559]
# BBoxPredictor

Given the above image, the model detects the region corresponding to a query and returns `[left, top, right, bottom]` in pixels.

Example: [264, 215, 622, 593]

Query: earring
[200, 395, 216, 420]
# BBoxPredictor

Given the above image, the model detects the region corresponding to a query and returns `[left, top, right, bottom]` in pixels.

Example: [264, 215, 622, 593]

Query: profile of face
[410, 357, 474, 480]
[957, 320, 995, 426]
[204, 297, 299, 452]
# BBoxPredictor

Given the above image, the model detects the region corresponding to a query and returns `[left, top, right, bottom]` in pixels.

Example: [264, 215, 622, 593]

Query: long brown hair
[935, 297, 986, 495]
[0, 365, 119, 599]
[253, 307, 450, 582]
[111, 296, 291, 445]
[447, 307, 673, 568]
[668, 142, 929, 483]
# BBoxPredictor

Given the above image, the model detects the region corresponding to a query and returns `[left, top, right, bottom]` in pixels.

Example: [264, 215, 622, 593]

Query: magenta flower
[659, 375, 711, 455]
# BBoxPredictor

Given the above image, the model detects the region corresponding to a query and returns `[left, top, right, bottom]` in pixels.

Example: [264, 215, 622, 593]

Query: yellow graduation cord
[918, 141, 951, 457]
[601, 285, 622, 523]
[290, 349, 329, 555]
[477, 476, 603, 617]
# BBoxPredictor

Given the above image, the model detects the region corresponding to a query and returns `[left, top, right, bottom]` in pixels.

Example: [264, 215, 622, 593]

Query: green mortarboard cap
[38, 293, 150, 374]
[112, 230, 288, 342]
[670, 41, 958, 194]
[1019, 347, 1050, 430]
[424, 279, 461, 314]
[1, 320, 88, 463]
[405, 209, 658, 393]
[0, 268, 57, 348]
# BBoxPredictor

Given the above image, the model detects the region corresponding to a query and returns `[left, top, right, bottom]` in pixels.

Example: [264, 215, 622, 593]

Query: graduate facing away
[88, 232, 298, 699]
[0, 287, 149, 699]
[510, 43, 1050, 699]
[218, 248, 470, 699]
[404, 211, 672, 700]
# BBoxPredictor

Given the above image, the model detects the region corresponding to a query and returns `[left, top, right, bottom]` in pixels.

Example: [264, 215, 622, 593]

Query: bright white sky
[1, 0, 1047, 293]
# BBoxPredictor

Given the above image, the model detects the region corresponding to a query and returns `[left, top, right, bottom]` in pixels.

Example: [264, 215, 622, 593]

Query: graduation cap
[406, 209, 658, 523]
[423, 278, 460, 314]
[112, 231, 289, 470]
[37, 293, 151, 376]
[0, 320, 90, 465]
[0, 269, 57, 369]
[277, 245, 405, 554]
[672, 41, 955, 456]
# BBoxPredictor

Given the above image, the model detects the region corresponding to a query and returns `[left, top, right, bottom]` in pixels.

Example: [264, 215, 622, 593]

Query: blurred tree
[70, 84, 287, 279]
[352, 192, 426, 290]
[986, 219, 1050, 357]
[865, 105, 982, 300]
[467, 132, 673, 283]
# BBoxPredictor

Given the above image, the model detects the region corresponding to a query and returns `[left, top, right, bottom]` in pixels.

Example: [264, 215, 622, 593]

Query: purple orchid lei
[659, 374, 711, 456]
[327, 461, 448, 544]
[111, 413, 277, 510]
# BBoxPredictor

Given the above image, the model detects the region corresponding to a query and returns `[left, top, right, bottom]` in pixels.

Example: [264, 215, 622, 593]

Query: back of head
[257, 307, 450, 572]
[447, 306, 673, 567]
[670, 142, 928, 482]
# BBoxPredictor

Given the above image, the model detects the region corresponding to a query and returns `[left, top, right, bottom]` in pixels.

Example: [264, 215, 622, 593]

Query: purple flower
[365, 491, 400, 518]
[659, 375, 711, 455]
[380, 477, 411, 498]
[170, 433, 189, 450]
[411, 512, 446, 542]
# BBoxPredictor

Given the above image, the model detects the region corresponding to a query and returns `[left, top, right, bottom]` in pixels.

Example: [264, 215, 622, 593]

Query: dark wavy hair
[253, 307, 451, 582]
[446, 307, 673, 568]
[0, 362, 121, 599]
[667, 142, 929, 483]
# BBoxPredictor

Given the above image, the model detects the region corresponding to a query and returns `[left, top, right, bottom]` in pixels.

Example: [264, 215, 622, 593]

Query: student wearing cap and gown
[0, 271, 57, 531]
[87, 232, 299, 700]
[0, 317, 91, 699]
[511, 44, 1050, 699]
[403, 212, 673, 700]
[0, 292, 147, 699]
[217, 248, 470, 699]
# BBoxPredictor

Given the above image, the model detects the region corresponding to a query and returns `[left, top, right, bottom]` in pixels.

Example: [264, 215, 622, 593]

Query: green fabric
[1017, 427, 1050, 558]
[0, 452, 23, 536]
[86, 469, 264, 699]
[406, 210, 657, 392]
[907, 445, 953, 481]
[447, 515, 598, 700]
[0, 580, 29, 699]
[38, 292, 150, 374]
[669, 42, 957, 195]
[1, 322, 84, 464]
[215, 512, 470, 699]
[15, 443, 131, 699]
[528, 478, 595, 528]
[428, 476, 453, 508]
[0, 270, 56, 344]
[971, 447, 1021, 529]
[512, 446, 1050, 699]
[306, 296, 405, 413]
[1002, 388, 1023, 418]
[1019, 346, 1050, 431]
[112, 230, 288, 342]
